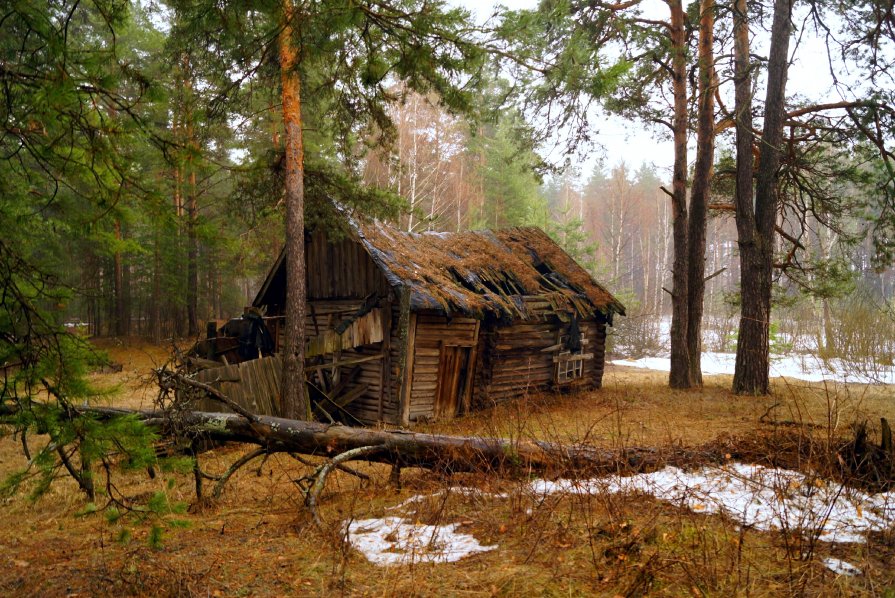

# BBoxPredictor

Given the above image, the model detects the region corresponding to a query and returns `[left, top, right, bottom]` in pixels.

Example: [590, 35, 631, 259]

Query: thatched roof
[255, 217, 625, 322]
[354, 220, 624, 321]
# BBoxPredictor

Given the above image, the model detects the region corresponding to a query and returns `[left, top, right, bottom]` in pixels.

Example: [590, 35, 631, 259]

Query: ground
[0, 339, 893, 597]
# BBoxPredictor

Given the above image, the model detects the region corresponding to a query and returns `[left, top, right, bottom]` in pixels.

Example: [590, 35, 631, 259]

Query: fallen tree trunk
[83, 406, 719, 476]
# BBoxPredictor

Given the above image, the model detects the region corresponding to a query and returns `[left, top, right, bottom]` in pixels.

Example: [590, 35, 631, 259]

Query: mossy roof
[254, 216, 625, 322]
[351, 218, 625, 321]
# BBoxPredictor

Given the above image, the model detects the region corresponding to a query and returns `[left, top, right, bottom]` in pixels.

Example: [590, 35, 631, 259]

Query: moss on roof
[352, 219, 625, 320]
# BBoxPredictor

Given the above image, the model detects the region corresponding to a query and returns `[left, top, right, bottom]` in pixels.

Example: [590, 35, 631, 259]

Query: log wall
[591, 320, 607, 388]
[472, 303, 608, 408]
[405, 312, 479, 422]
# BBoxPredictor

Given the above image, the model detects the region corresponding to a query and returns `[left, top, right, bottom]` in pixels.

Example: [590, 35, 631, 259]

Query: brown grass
[1, 342, 893, 597]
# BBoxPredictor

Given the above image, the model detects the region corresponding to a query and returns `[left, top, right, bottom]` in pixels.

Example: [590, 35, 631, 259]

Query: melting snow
[345, 517, 496, 565]
[345, 464, 893, 566]
[611, 352, 895, 384]
[529, 463, 895, 544]
[823, 557, 862, 576]
[385, 487, 506, 511]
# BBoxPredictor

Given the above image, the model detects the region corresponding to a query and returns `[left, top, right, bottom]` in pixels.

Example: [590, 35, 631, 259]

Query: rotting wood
[400, 310, 417, 426]
[377, 305, 392, 420]
[462, 321, 480, 414]
[304, 353, 383, 372]
[305, 308, 384, 358]
[64, 404, 725, 477]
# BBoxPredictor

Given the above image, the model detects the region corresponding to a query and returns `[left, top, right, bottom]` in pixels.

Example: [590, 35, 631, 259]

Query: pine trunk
[185, 80, 199, 338]
[686, 0, 716, 387]
[150, 231, 161, 343]
[279, 0, 309, 420]
[732, 0, 755, 392]
[113, 220, 127, 337]
[187, 166, 199, 337]
[733, 0, 793, 395]
[668, 0, 691, 389]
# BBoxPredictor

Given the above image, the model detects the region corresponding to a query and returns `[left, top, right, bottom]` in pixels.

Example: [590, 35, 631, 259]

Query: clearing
[0, 339, 893, 596]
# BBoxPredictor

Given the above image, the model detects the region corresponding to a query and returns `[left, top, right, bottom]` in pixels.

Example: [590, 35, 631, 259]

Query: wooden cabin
[197, 216, 624, 425]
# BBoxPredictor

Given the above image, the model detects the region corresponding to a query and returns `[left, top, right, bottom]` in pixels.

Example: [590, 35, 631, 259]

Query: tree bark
[71, 406, 720, 476]
[186, 162, 199, 337]
[185, 58, 199, 338]
[150, 230, 161, 342]
[113, 219, 128, 337]
[279, 0, 309, 420]
[731, 0, 758, 393]
[667, 0, 691, 389]
[686, 0, 716, 387]
[732, 0, 793, 395]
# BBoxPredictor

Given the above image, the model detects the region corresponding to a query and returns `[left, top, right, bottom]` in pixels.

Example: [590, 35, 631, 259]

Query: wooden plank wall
[306, 308, 384, 357]
[306, 232, 390, 300]
[306, 299, 364, 338]
[407, 313, 478, 422]
[195, 302, 402, 424]
[263, 300, 362, 352]
[198, 232, 407, 424]
[342, 303, 404, 425]
[193, 355, 282, 416]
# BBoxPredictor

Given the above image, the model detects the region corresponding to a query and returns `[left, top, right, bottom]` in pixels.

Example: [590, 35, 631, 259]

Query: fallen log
[77, 406, 720, 476]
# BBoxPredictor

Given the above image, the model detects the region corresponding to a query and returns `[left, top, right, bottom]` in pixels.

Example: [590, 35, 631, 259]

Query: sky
[449, 0, 676, 178]
[445, 0, 847, 183]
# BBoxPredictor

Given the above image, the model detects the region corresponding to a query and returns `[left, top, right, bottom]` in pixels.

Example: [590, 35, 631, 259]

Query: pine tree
[0, 0, 162, 500]
[166, 0, 485, 417]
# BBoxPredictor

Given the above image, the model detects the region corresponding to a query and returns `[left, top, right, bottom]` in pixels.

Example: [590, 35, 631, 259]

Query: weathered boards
[199, 213, 624, 425]
[193, 355, 282, 415]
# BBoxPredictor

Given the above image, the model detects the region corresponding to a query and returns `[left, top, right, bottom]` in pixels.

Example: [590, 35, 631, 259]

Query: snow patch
[529, 463, 895, 544]
[345, 517, 496, 565]
[385, 487, 506, 511]
[611, 352, 895, 384]
[823, 557, 862, 576]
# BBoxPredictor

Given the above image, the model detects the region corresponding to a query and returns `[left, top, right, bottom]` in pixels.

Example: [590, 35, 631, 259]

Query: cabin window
[555, 351, 585, 383]
[553, 315, 590, 385]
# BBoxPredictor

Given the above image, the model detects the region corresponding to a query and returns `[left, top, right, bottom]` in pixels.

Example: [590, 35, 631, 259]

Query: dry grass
[1, 341, 893, 597]
[421, 366, 892, 450]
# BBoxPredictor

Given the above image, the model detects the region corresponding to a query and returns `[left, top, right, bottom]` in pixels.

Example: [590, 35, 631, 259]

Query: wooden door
[435, 345, 471, 419]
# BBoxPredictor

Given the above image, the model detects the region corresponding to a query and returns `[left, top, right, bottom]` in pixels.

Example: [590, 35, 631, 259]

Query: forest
[2, 0, 895, 595]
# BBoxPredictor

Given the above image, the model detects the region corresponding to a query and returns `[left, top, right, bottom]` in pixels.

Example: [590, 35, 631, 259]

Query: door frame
[435, 341, 475, 419]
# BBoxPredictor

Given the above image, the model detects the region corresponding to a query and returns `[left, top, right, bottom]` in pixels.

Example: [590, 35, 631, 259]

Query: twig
[703, 267, 727, 283]
[169, 371, 260, 424]
[289, 452, 370, 481]
[758, 401, 782, 424]
[20, 429, 31, 461]
[213, 447, 268, 499]
[255, 452, 271, 476]
[305, 445, 382, 530]
[56, 444, 94, 501]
